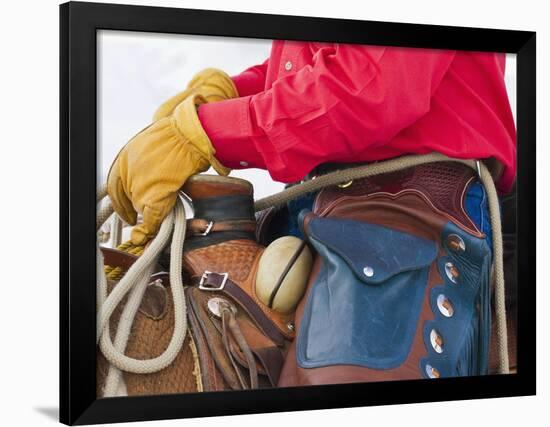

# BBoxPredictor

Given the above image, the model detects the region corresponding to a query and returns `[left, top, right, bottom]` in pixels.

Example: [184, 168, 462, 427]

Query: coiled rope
[97, 197, 188, 395]
[97, 153, 509, 397]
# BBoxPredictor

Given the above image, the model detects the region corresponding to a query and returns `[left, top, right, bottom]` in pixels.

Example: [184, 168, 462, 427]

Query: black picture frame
[60, 1, 536, 425]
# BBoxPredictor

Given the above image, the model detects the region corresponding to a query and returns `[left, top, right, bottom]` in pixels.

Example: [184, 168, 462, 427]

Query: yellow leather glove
[107, 93, 230, 245]
[152, 68, 238, 121]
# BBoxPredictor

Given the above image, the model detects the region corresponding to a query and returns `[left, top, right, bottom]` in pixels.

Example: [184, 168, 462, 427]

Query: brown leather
[138, 279, 168, 320]
[96, 273, 202, 397]
[186, 285, 285, 390]
[187, 288, 244, 390]
[183, 239, 261, 283]
[314, 161, 481, 236]
[182, 239, 295, 340]
[191, 272, 286, 346]
[221, 303, 259, 389]
[182, 174, 253, 199]
[186, 288, 230, 391]
[279, 161, 502, 387]
[186, 218, 256, 236]
[178, 174, 297, 391]
[226, 316, 285, 386]
[101, 247, 138, 271]
[252, 346, 285, 387]
[98, 174, 292, 395]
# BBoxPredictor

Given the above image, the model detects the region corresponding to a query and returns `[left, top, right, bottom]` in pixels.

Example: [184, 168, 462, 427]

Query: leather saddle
[97, 175, 295, 396]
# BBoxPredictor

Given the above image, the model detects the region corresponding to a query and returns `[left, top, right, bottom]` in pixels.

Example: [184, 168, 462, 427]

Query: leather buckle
[198, 221, 214, 236]
[198, 271, 228, 291]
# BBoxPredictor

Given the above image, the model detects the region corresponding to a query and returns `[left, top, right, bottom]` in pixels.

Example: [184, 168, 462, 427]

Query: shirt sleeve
[230, 60, 268, 97]
[200, 44, 456, 182]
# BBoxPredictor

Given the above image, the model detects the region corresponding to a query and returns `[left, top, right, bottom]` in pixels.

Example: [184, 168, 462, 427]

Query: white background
[0, 0, 547, 426]
[97, 31, 284, 199]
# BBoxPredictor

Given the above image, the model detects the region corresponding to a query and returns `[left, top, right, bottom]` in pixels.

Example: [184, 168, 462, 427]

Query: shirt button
[284, 61, 293, 71]
[239, 161, 249, 167]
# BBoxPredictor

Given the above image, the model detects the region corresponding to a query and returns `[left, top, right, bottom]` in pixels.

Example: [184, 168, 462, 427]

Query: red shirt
[198, 41, 516, 192]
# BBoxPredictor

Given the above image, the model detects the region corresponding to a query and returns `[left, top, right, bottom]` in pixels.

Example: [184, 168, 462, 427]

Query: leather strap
[221, 303, 258, 389]
[251, 346, 284, 387]
[191, 272, 286, 347]
[101, 247, 138, 271]
[187, 292, 242, 390]
[186, 219, 256, 236]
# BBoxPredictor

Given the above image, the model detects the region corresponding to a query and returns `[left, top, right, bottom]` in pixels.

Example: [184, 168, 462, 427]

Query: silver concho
[207, 297, 233, 318]
[437, 294, 454, 317]
[425, 364, 441, 379]
[446, 234, 466, 252]
[444, 262, 459, 284]
[430, 329, 444, 354]
[363, 266, 374, 278]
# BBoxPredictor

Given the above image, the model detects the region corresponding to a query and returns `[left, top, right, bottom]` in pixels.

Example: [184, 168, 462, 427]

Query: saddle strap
[186, 219, 256, 236]
[220, 302, 259, 389]
[191, 272, 286, 347]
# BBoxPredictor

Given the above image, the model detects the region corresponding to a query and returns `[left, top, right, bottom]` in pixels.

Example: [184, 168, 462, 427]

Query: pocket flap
[306, 216, 437, 284]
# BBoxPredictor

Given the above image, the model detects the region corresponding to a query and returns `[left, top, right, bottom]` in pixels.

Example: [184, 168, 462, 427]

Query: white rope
[97, 210, 174, 339]
[97, 200, 114, 231]
[97, 197, 188, 396]
[97, 183, 108, 203]
[110, 214, 123, 247]
[478, 164, 509, 373]
[103, 263, 154, 396]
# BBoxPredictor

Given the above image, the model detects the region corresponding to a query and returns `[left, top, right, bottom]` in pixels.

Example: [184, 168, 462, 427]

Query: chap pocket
[296, 216, 437, 370]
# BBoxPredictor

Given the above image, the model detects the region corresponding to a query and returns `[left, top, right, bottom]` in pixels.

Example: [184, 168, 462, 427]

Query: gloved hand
[153, 68, 238, 121]
[107, 93, 231, 245]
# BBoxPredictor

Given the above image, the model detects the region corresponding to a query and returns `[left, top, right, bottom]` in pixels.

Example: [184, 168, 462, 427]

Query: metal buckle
[198, 221, 214, 236]
[475, 160, 482, 178]
[198, 271, 228, 291]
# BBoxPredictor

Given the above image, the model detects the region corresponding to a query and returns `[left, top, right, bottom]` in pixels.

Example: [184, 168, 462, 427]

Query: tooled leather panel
[183, 239, 262, 282]
[183, 240, 296, 340]
[122, 287, 201, 396]
[313, 162, 479, 234]
[96, 276, 201, 397]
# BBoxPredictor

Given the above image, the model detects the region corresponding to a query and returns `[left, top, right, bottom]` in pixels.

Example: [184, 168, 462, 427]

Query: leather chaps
[278, 161, 513, 386]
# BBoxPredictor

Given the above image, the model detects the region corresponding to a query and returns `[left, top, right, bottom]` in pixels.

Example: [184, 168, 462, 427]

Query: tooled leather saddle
[97, 175, 295, 396]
